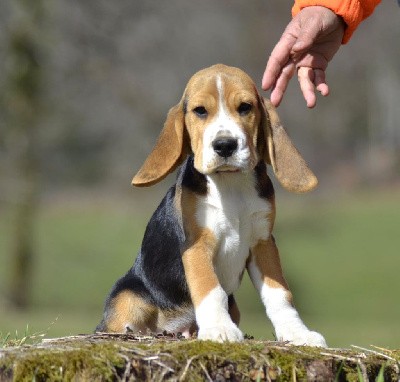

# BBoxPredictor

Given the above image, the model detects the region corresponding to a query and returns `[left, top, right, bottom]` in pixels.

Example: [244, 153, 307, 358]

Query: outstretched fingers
[297, 67, 329, 108]
[269, 60, 296, 107]
[262, 30, 297, 92]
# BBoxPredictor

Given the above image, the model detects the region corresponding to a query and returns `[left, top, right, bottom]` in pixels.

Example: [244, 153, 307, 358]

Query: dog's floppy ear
[132, 102, 188, 187]
[259, 97, 318, 193]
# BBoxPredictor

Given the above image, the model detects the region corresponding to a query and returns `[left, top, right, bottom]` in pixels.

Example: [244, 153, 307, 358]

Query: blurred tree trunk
[6, 0, 46, 309]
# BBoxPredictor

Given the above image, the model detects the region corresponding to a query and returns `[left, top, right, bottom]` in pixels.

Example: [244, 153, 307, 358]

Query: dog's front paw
[277, 328, 327, 347]
[198, 323, 244, 342]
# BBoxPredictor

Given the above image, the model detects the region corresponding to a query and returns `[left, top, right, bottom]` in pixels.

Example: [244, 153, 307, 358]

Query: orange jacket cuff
[292, 0, 380, 44]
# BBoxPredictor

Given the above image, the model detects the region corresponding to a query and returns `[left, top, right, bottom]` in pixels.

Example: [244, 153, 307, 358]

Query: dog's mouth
[215, 165, 241, 173]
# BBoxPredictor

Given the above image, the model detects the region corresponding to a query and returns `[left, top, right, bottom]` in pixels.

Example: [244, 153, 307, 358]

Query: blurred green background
[1, 189, 399, 348]
[1, 1, 399, 349]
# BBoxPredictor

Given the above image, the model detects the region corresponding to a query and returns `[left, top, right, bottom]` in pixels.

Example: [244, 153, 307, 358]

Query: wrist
[292, 0, 363, 43]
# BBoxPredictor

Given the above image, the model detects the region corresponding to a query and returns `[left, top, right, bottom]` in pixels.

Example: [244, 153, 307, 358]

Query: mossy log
[0, 333, 399, 381]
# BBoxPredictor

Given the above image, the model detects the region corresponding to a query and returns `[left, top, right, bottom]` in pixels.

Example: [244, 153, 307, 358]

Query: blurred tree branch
[4, 0, 47, 308]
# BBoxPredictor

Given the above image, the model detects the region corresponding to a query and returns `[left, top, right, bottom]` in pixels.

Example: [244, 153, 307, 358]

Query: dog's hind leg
[96, 290, 158, 334]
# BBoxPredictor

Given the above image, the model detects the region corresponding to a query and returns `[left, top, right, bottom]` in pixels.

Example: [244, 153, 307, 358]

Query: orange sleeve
[292, 0, 382, 43]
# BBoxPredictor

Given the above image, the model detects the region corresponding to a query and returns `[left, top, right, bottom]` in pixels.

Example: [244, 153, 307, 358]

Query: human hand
[262, 6, 345, 108]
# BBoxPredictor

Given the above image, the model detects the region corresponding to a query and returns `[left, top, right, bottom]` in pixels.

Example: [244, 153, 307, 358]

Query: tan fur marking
[182, 234, 219, 307]
[222, 77, 261, 169]
[181, 188, 219, 307]
[184, 76, 219, 172]
[252, 237, 291, 297]
[106, 290, 157, 333]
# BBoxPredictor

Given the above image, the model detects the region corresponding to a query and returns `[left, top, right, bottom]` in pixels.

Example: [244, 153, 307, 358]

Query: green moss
[0, 336, 398, 381]
[266, 348, 306, 380]
[148, 339, 264, 360]
[0, 342, 125, 381]
[135, 340, 322, 380]
[129, 340, 266, 380]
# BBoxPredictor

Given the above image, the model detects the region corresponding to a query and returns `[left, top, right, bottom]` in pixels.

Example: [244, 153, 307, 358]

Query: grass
[0, 324, 46, 348]
[0, 188, 400, 348]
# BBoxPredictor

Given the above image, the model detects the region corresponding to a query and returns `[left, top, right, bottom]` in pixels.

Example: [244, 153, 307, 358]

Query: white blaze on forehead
[216, 75, 233, 122]
[214, 74, 230, 126]
[216, 75, 225, 110]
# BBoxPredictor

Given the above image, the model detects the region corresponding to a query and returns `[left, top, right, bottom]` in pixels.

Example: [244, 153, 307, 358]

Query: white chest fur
[196, 172, 271, 294]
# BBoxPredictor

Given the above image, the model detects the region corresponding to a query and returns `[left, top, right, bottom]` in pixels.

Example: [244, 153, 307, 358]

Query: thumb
[291, 16, 320, 54]
[292, 27, 317, 54]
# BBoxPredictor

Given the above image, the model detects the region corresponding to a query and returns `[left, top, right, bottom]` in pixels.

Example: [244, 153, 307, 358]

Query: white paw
[277, 329, 327, 347]
[198, 323, 244, 342]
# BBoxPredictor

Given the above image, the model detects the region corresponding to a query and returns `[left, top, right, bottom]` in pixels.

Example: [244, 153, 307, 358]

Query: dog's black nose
[212, 137, 238, 158]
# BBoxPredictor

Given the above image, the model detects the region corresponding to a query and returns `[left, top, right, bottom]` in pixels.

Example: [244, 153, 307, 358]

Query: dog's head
[132, 64, 317, 193]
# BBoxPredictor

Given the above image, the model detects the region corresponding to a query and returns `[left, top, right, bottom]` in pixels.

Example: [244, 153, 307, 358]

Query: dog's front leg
[182, 238, 244, 342]
[248, 236, 327, 347]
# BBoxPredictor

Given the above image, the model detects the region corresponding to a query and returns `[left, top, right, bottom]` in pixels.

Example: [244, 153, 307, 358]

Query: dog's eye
[238, 102, 252, 116]
[193, 106, 208, 118]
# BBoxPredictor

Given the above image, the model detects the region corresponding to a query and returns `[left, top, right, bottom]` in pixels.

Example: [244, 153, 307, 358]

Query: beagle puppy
[96, 64, 327, 346]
